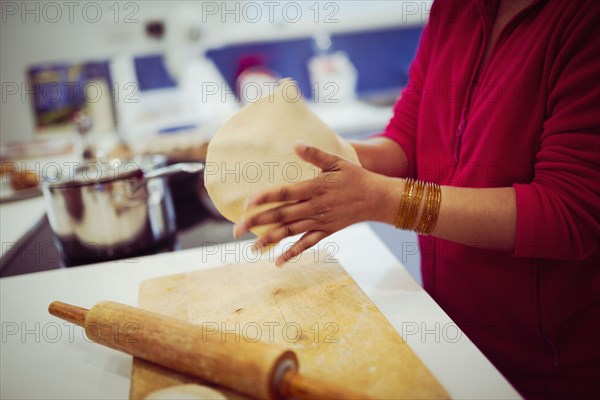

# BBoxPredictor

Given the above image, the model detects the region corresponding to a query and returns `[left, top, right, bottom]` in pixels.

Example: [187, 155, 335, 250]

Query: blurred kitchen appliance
[42, 155, 202, 266]
[306, 32, 357, 103]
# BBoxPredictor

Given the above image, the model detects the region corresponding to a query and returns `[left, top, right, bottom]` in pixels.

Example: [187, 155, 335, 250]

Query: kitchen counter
[0, 223, 521, 399]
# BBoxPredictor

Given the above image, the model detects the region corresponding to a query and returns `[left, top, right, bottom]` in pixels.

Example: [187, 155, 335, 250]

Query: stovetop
[0, 174, 252, 278]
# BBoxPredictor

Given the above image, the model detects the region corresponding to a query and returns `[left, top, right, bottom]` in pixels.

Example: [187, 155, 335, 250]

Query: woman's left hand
[233, 142, 398, 266]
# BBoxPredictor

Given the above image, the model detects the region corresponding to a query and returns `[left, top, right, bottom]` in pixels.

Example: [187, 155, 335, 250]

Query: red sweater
[380, 0, 600, 398]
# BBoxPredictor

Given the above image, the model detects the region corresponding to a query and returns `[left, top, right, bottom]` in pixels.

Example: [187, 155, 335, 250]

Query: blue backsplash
[205, 25, 423, 98]
[331, 26, 423, 95]
[206, 37, 316, 97]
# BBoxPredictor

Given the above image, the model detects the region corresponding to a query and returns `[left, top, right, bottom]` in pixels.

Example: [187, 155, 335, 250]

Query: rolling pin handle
[279, 369, 370, 400]
[48, 301, 88, 327]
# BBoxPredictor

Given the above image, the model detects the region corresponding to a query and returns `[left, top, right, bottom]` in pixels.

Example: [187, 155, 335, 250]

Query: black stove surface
[0, 213, 245, 278]
[0, 171, 252, 278]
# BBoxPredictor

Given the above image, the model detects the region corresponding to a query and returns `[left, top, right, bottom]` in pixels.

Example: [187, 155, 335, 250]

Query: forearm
[374, 177, 517, 251]
[349, 137, 409, 177]
[237, 144, 518, 264]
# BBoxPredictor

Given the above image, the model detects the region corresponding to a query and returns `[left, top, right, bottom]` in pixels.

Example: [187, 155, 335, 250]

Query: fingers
[275, 231, 329, 267]
[237, 201, 315, 235]
[255, 219, 315, 248]
[295, 143, 342, 172]
[245, 180, 314, 209]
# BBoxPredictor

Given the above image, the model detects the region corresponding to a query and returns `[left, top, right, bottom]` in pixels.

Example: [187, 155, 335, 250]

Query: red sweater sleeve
[513, 7, 600, 260]
[375, 11, 435, 178]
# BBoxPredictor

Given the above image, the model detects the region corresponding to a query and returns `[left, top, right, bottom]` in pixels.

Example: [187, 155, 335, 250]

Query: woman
[234, 0, 600, 397]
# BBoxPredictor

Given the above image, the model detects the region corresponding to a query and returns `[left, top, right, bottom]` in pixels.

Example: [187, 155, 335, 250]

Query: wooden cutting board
[130, 253, 449, 399]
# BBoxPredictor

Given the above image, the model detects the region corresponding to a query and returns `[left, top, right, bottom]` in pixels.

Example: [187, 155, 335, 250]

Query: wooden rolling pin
[49, 301, 369, 400]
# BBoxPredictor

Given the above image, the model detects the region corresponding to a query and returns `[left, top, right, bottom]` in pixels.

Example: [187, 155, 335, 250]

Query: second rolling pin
[49, 300, 369, 400]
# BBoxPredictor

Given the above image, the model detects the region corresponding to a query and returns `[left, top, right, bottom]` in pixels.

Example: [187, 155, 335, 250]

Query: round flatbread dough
[145, 384, 227, 400]
[205, 79, 359, 235]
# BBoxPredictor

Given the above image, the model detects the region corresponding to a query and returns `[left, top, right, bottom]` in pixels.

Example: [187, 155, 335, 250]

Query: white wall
[0, 0, 432, 144]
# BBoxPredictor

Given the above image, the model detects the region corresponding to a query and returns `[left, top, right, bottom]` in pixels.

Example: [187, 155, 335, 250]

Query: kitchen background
[0, 0, 432, 281]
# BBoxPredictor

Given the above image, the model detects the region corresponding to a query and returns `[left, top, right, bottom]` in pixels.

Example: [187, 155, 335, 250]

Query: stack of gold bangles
[395, 178, 441, 235]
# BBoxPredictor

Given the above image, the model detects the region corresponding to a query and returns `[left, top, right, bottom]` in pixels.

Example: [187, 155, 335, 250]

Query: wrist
[348, 140, 370, 171]
[371, 175, 405, 225]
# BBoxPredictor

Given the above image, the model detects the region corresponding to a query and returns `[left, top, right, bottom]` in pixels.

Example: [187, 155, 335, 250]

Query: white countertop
[0, 223, 520, 399]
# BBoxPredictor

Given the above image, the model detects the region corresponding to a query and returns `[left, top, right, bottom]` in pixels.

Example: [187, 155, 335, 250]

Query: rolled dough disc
[205, 79, 359, 235]
[144, 384, 227, 400]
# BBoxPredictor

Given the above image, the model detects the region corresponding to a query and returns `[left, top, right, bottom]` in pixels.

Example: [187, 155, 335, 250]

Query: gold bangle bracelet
[395, 178, 414, 229]
[396, 179, 442, 235]
[403, 179, 425, 230]
[416, 183, 434, 234]
[417, 183, 441, 235]
[427, 184, 442, 234]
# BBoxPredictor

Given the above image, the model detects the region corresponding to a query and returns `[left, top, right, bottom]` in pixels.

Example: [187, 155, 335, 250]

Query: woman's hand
[233, 142, 400, 266]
